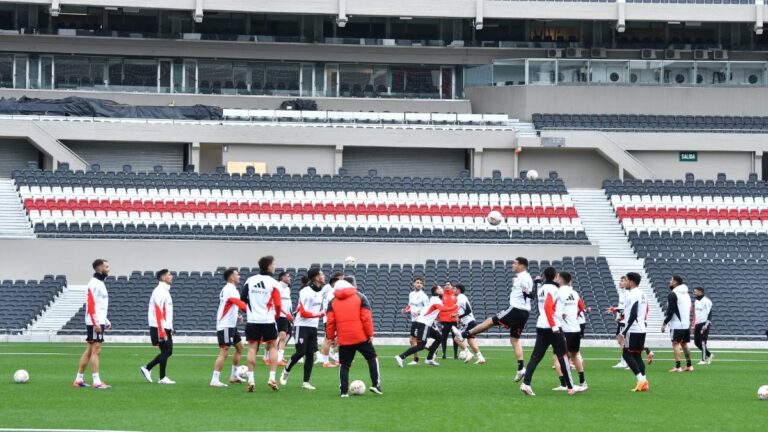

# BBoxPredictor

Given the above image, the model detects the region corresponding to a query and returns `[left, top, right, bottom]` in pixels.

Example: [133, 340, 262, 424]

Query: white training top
[278, 281, 292, 317]
[694, 296, 713, 326]
[535, 282, 563, 330]
[509, 271, 533, 311]
[148, 281, 173, 330]
[85, 275, 109, 327]
[456, 293, 475, 326]
[558, 285, 581, 333]
[294, 285, 324, 328]
[408, 290, 430, 321]
[667, 284, 691, 331]
[622, 288, 648, 334]
[242, 273, 281, 324]
[216, 282, 242, 330]
[416, 296, 447, 327]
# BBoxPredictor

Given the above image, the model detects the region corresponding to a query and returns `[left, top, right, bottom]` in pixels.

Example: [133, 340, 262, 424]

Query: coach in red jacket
[326, 278, 382, 397]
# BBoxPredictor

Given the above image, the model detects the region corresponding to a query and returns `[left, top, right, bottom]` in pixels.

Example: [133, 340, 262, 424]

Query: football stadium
[0, 0, 767, 430]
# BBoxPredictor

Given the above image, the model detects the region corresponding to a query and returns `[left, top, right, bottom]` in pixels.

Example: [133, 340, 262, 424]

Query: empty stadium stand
[0, 275, 66, 331]
[60, 258, 617, 337]
[14, 168, 588, 243]
[605, 175, 768, 336]
[534, 113, 768, 133]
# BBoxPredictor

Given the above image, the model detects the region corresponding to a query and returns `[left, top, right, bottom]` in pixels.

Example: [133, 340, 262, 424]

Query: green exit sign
[679, 151, 698, 162]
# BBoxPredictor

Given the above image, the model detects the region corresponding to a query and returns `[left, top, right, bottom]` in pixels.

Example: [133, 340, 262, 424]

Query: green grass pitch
[0, 343, 766, 431]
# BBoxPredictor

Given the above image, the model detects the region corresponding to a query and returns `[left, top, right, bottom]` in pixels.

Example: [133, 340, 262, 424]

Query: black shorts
[579, 323, 586, 338]
[462, 320, 478, 338]
[276, 317, 292, 334]
[564, 332, 582, 353]
[492, 307, 529, 338]
[615, 322, 625, 336]
[409, 321, 420, 338]
[625, 332, 646, 352]
[245, 323, 278, 343]
[86, 325, 105, 343]
[150, 327, 173, 346]
[412, 322, 442, 342]
[217, 327, 242, 347]
[671, 328, 691, 344]
[293, 326, 319, 354]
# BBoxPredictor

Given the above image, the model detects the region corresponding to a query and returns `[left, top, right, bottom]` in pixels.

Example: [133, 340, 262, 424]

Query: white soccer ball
[487, 210, 504, 226]
[758, 385, 768, 400]
[237, 365, 249, 379]
[13, 369, 29, 384]
[526, 169, 539, 181]
[349, 379, 366, 396]
[458, 350, 468, 361]
[344, 256, 356, 267]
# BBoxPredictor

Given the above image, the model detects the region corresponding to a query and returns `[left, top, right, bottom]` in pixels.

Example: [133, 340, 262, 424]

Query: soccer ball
[458, 350, 468, 361]
[758, 385, 768, 400]
[526, 169, 539, 181]
[13, 369, 29, 384]
[487, 210, 503, 226]
[237, 365, 249, 379]
[344, 256, 356, 267]
[349, 380, 366, 396]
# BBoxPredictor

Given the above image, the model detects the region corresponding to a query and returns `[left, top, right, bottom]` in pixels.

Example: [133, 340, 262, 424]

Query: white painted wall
[630, 150, 754, 180]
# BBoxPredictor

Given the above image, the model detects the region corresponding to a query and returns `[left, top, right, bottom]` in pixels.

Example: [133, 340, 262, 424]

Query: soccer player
[326, 278, 382, 397]
[401, 276, 429, 365]
[454, 257, 532, 381]
[316, 272, 345, 367]
[520, 267, 578, 396]
[241, 255, 289, 392]
[395, 285, 457, 367]
[617, 272, 650, 392]
[438, 280, 459, 360]
[210, 267, 248, 388]
[661, 275, 693, 372]
[453, 284, 485, 364]
[280, 267, 326, 390]
[607, 275, 628, 369]
[140, 269, 176, 385]
[551, 272, 587, 390]
[693, 287, 714, 365]
[74, 258, 112, 389]
[276, 271, 294, 365]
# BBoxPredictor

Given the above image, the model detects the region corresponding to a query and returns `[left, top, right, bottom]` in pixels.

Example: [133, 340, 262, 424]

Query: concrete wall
[518, 148, 617, 188]
[479, 148, 516, 178]
[0, 88, 472, 113]
[467, 86, 768, 121]
[630, 151, 754, 181]
[200, 143, 222, 173]
[223, 144, 336, 175]
[0, 238, 599, 282]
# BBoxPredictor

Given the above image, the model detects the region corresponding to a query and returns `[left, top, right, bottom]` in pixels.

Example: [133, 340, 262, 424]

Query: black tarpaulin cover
[0, 96, 223, 120]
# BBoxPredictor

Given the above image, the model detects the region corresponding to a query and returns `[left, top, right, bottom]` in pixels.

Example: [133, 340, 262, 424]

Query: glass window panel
[54, 56, 90, 89]
[340, 64, 373, 97]
[663, 61, 695, 86]
[300, 63, 313, 97]
[14, 56, 27, 89]
[172, 59, 183, 93]
[184, 60, 197, 93]
[695, 61, 728, 86]
[556, 60, 588, 85]
[728, 62, 766, 87]
[28, 56, 39, 89]
[232, 64, 248, 95]
[0, 55, 11, 88]
[314, 64, 324, 97]
[89, 57, 106, 88]
[629, 60, 663, 85]
[159, 60, 171, 93]
[590, 60, 629, 85]
[249, 62, 265, 95]
[40, 56, 53, 89]
[372, 65, 388, 96]
[492, 61, 525, 86]
[198, 60, 233, 94]
[265, 62, 299, 96]
[528, 60, 556, 85]
[122, 58, 157, 91]
[464, 64, 493, 88]
[441, 67, 453, 99]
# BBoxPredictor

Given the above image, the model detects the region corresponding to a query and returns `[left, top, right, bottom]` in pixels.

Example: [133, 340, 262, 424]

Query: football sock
[686, 359, 692, 367]
[559, 376, 567, 387]
[517, 360, 524, 371]
[92, 373, 102, 385]
[578, 372, 585, 384]
[247, 371, 254, 383]
[675, 361, 681, 368]
[269, 371, 276, 381]
[212, 371, 220, 382]
[76, 373, 84, 381]
[278, 349, 285, 361]
[231, 365, 238, 378]
[636, 373, 645, 382]
[645, 347, 652, 354]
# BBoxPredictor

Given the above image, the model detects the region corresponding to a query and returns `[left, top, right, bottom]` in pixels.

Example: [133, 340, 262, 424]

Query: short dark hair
[558, 271, 572, 284]
[307, 267, 321, 281]
[344, 276, 356, 286]
[626, 272, 642, 286]
[92, 259, 107, 270]
[430, 285, 440, 296]
[456, 284, 466, 293]
[672, 275, 684, 285]
[620, 275, 627, 280]
[258, 256, 275, 273]
[223, 267, 238, 282]
[413, 276, 425, 283]
[331, 272, 345, 282]
[156, 269, 170, 280]
[514, 257, 529, 268]
[444, 280, 452, 285]
[543, 266, 556, 280]
[300, 275, 310, 286]
[694, 286, 705, 294]
[277, 271, 289, 280]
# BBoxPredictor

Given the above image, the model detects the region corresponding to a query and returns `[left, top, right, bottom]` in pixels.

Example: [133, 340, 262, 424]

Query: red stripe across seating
[616, 206, 768, 221]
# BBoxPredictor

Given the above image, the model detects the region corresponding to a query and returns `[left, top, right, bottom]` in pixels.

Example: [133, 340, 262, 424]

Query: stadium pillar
[190, 142, 200, 173]
[473, 147, 483, 177]
[335, 145, 343, 173]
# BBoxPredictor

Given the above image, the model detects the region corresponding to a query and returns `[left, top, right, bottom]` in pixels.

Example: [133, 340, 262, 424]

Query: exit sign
[679, 151, 698, 162]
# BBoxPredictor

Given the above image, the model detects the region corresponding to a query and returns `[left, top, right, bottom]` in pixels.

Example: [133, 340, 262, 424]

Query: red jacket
[325, 281, 374, 346]
[439, 288, 458, 323]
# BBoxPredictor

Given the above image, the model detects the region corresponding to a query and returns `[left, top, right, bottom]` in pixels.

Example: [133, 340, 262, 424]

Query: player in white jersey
[692, 287, 714, 365]
[401, 276, 429, 365]
[551, 272, 587, 390]
[452, 284, 485, 364]
[316, 272, 345, 367]
[617, 272, 649, 392]
[275, 271, 294, 365]
[281, 267, 326, 390]
[395, 285, 458, 367]
[454, 257, 532, 380]
[140, 269, 176, 384]
[74, 258, 112, 389]
[662, 275, 693, 372]
[608, 276, 629, 368]
[240, 255, 289, 392]
[520, 267, 579, 396]
[210, 268, 248, 387]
